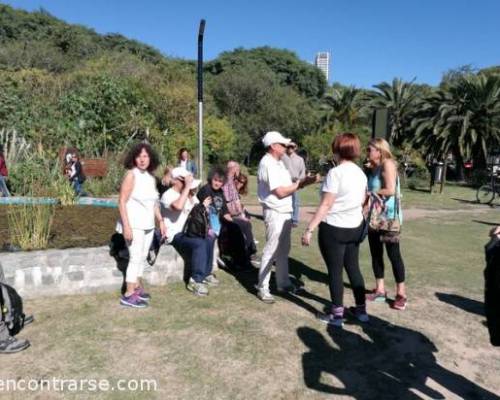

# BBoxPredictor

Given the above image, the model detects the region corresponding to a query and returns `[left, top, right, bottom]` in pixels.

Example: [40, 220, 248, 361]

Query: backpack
[184, 203, 209, 238]
[0, 282, 26, 336]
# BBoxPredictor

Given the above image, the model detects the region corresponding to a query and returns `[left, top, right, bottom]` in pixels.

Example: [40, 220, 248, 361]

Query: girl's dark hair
[207, 166, 226, 184]
[236, 173, 249, 196]
[177, 147, 189, 161]
[123, 142, 160, 173]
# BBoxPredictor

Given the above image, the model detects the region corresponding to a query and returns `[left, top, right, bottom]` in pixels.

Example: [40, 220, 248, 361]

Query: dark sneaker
[120, 292, 148, 308]
[134, 287, 151, 302]
[392, 295, 408, 310]
[318, 313, 344, 327]
[366, 290, 387, 302]
[187, 278, 209, 296]
[348, 305, 369, 322]
[0, 336, 30, 354]
[202, 274, 220, 287]
[277, 283, 302, 294]
[24, 315, 35, 326]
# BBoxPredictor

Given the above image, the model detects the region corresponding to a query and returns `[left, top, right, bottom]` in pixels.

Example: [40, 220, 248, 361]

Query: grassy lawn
[2, 198, 500, 398]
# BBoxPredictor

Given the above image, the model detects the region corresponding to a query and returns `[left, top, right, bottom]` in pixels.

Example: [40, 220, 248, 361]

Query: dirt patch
[0, 205, 118, 251]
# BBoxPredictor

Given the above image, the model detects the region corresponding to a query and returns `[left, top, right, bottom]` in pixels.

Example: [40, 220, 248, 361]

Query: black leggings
[367, 230, 405, 283]
[318, 222, 366, 307]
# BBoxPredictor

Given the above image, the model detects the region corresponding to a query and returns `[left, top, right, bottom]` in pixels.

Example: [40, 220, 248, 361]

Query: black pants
[318, 222, 366, 307]
[220, 218, 256, 267]
[367, 230, 406, 283]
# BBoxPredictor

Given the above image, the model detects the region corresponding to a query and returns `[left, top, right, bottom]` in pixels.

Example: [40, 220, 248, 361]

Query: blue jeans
[292, 191, 300, 224]
[0, 176, 10, 197]
[172, 233, 215, 283]
[72, 180, 83, 196]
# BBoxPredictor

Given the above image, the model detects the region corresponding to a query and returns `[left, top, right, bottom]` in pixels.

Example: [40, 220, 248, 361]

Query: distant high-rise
[314, 52, 330, 81]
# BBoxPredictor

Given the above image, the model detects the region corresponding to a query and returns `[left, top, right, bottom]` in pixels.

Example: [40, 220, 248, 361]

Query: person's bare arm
[378, 160, 397, 197]
[272, 181, 300, 199]
[171, 176, 193, 211]
[301, 192, 336, 246]
[118, 171, 134, 242]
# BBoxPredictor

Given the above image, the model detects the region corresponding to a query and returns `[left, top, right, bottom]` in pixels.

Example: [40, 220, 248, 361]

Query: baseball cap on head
[171, 167, 201, 189]
[262, 131, 291, 148]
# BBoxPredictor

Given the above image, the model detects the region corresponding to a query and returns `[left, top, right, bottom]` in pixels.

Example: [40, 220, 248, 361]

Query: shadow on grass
[472, 220, 500, 227]
[289, 257, 328, 285]
[298, 315, 498, 399]
[408, 187, 431, 193]
[452, 198, 481, 205]
[435, 292, 485, 317]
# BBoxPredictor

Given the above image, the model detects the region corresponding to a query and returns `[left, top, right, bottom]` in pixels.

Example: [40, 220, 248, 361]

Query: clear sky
[2, 0, 499, 88]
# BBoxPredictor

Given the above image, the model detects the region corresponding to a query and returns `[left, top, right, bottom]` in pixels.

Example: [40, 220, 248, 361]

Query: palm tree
[413, 73, 500, 179]
[369, 78, 419, 144]
[321, 86, 362, 129]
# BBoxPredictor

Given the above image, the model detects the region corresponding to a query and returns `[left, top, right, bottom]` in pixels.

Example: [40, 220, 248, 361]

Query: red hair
[332, 133, 361, 161]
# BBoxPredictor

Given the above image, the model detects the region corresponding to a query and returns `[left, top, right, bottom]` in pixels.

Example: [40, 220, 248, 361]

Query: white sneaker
[254, 285, 275, 303]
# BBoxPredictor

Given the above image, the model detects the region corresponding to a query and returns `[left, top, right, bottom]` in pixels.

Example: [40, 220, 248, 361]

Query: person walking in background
[302, 133, 369, 327]
[0, 145, 11, 197]
[68, 152, 85, 196]
[365, 138, 407, 310]
[117, 143, 166, 308]
[282, 142, 306, 227]
[161, 167, 217, 296]
[177, 148, 197, 176]
[256, 131, 317, 303]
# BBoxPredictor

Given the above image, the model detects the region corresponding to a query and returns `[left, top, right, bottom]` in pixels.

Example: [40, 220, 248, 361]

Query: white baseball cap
[262, 131, 291, 148]
[171, 167, 201, 189]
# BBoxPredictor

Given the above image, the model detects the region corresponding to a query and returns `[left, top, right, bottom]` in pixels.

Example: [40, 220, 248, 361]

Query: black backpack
[0, 282, 26, 336]
[184, 203, 209, 238]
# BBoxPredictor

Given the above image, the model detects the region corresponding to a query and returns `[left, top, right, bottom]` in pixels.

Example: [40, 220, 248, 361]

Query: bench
[81, 159, 108, 178]
[58, 147, 108, 178]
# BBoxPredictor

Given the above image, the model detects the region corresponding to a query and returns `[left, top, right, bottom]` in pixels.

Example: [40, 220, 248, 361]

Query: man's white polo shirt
[257, 153, 293, 213]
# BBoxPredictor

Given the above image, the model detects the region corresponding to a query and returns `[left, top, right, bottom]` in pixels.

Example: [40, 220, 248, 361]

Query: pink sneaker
[392, 295, 407, 310]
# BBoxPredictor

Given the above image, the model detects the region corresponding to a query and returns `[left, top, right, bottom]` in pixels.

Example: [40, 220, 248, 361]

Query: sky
[2, 0, 499, 88]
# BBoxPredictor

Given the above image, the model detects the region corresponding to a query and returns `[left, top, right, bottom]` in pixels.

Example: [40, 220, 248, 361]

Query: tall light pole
[197, 19, 205, 181]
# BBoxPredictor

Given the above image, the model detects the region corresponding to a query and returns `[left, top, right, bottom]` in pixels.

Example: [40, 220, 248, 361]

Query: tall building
[314, 52, 330, 81]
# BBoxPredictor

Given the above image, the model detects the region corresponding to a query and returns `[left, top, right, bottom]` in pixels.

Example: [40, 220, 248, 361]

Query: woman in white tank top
[118, 143, 166, 308]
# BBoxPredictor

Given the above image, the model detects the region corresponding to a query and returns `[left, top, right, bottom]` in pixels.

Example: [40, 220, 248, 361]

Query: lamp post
[197, 19, 205, 181]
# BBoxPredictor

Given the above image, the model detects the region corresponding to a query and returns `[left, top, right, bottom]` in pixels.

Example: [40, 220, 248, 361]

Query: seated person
[221, 170, 257, 269]
[160, 167, 218, 296]
[197, 167, 233, 270]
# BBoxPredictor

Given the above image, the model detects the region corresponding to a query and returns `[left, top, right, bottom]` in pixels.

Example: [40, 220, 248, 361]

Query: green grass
[2, 204, 499, 399]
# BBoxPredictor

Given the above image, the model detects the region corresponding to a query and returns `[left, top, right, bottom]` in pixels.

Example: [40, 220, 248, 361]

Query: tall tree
[413, 74, 500, 178]
[321, 86, 362, 129]
[369, 78, 419, 144]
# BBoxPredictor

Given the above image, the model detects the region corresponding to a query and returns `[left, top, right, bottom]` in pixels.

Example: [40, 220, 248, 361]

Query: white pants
[257, 209, 293, 292]
[126, 228, 154, 284]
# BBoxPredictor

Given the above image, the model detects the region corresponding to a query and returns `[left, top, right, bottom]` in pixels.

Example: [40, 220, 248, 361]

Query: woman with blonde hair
[365, 138, 407, 310]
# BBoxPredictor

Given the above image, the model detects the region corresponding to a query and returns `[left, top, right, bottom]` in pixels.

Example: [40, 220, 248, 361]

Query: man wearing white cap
[160, 167, 216, 296]
[256, 131, 316, 303]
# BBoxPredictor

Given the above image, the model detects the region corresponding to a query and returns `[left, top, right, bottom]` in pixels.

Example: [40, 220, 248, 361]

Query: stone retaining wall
[0, 245, 185, 299]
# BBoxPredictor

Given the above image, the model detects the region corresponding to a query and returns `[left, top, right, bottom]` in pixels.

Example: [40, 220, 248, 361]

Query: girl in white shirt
[118, 143, 166, 308]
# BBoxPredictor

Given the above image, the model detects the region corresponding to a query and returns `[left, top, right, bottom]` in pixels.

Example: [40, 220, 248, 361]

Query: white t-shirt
[160, 188, 199, 243]
[322, 162, 367, 228]
[257, 153, 293, 213]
